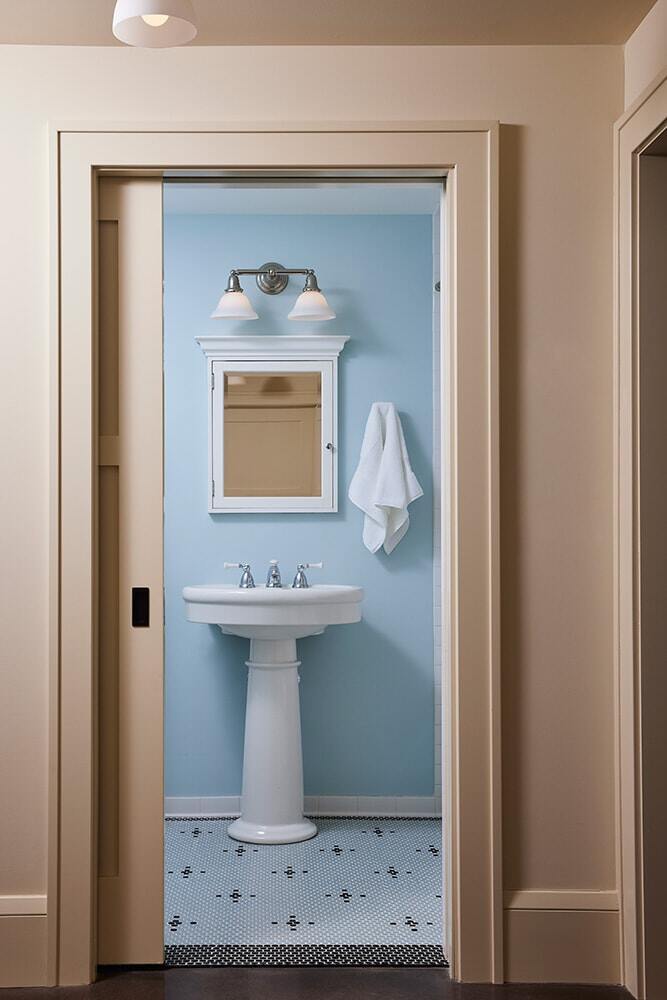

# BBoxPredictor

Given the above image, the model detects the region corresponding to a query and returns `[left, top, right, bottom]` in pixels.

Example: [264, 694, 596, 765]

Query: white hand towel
[348, 402, 424, 554]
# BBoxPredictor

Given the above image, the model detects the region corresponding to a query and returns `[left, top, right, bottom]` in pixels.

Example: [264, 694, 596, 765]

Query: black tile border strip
[165, 815, 442, 822]
[164, 944, 448, 968]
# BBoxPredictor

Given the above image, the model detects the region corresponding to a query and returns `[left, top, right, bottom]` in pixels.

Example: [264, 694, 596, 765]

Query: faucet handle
[292, 562, 323, 589]
[224, 562, 255, 589]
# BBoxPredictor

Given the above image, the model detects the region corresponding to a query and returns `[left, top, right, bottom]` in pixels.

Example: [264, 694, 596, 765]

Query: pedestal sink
[182, 583, 364, 844]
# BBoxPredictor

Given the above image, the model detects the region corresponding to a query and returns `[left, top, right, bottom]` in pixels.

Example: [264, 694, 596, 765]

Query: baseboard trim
[503, 908, 621, 984]
[164, 795, 441, 818]
[0, 915, 48, 987]
[0, 894, 47, 916]
[504, 889, 619, 912]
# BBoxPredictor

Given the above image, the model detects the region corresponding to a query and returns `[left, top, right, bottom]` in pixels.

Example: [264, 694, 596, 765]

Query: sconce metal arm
[232, 267, 314, 277]
[226, 262, 320, 296]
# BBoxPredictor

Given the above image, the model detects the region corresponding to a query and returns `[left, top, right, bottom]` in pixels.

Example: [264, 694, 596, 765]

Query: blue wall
[164, 212, 435, 797]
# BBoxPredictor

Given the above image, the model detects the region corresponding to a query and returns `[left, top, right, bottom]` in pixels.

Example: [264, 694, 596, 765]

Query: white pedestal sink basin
[182, 583, 364, 844]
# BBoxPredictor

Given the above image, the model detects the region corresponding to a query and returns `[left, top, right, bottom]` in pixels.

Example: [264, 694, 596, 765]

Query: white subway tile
[396, 797, 435, 815]
[319, 796, 358, 814]
[203, 796, 240, 814]
[357, 796, 397, 815]
[164, 796, 201, 815]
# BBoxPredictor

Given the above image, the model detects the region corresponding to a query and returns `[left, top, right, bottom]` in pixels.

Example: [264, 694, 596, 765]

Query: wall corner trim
[614, 67, 667, 1000]
[616, 65, 667, 132]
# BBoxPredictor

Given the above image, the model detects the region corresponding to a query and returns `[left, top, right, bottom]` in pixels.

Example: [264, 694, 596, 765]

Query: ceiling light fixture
[112, 0, 197, 47]
[211, 263, 336, 323]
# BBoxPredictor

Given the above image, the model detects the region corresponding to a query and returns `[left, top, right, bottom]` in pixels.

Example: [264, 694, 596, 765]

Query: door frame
[614, 71, 667, 1000]
[49, 121, 500, 986]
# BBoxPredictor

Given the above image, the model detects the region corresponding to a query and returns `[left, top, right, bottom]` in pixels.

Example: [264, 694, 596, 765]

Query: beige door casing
[48, 122, 500, 987]
[615, 70, 667, 1000]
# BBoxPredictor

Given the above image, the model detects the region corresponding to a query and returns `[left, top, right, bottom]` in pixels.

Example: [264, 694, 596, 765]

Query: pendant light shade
[211, 273, 258, 320]
[112, 0, 197, 47]
[288, 274, 335, 322]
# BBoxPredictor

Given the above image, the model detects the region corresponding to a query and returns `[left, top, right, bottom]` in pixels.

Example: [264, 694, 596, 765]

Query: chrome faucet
[292, 562, 323, 589]
[266, 560, 282, 588]
[224, 562, 255, 589]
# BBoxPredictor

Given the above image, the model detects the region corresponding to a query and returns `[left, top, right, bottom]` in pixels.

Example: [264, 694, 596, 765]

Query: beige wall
[625, 0, 667, 107]
[0, 42, 622, 920]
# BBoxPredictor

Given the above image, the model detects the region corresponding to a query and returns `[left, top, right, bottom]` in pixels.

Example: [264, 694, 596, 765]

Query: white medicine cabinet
[196, 335, 349, 513]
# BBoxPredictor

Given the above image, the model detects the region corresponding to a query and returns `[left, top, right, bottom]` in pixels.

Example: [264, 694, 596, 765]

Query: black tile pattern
[164, 944, 447, 967]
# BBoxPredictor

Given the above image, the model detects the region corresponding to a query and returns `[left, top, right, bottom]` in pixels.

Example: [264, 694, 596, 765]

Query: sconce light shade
[211, 291, 259, 321]
[112, 0, 197, 47]
[288, 290, 336, 322]
[212, 272, 259, 320]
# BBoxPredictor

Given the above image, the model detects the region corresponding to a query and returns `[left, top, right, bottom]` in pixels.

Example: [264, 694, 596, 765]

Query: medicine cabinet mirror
[196, 335, 349, 513]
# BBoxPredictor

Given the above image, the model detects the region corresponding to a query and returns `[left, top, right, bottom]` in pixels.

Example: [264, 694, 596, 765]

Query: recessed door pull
[132, 587, 150, 628]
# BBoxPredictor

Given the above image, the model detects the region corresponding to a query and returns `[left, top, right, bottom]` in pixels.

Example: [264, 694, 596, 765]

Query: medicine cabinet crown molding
[196, 334, 349, 514]
[195, 333, 349, 361]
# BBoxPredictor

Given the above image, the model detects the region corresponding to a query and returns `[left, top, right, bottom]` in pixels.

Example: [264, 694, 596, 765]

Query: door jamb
[614, 70, 667, 1000]
[49, 121, 500, 986]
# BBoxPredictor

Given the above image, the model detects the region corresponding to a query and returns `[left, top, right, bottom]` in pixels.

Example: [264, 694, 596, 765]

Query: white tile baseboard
[165, 796, 241, 816]
[165, 796, 441, 818]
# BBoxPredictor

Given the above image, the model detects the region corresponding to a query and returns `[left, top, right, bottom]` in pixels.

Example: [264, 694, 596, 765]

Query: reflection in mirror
[223, 372, 322, 497]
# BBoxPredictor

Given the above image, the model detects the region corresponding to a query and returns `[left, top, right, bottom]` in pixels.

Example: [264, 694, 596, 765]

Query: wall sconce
[211, 262, 336, 322]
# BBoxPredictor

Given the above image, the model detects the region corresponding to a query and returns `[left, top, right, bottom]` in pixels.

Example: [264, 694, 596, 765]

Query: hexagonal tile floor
[164, 816, 446, 967]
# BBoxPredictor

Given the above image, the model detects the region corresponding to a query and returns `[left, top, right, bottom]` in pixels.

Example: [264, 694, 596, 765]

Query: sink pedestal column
[227, 637, 317, 845]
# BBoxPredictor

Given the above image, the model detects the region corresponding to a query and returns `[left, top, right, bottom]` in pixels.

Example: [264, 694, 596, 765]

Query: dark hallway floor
[5, 967, 630, 1000]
